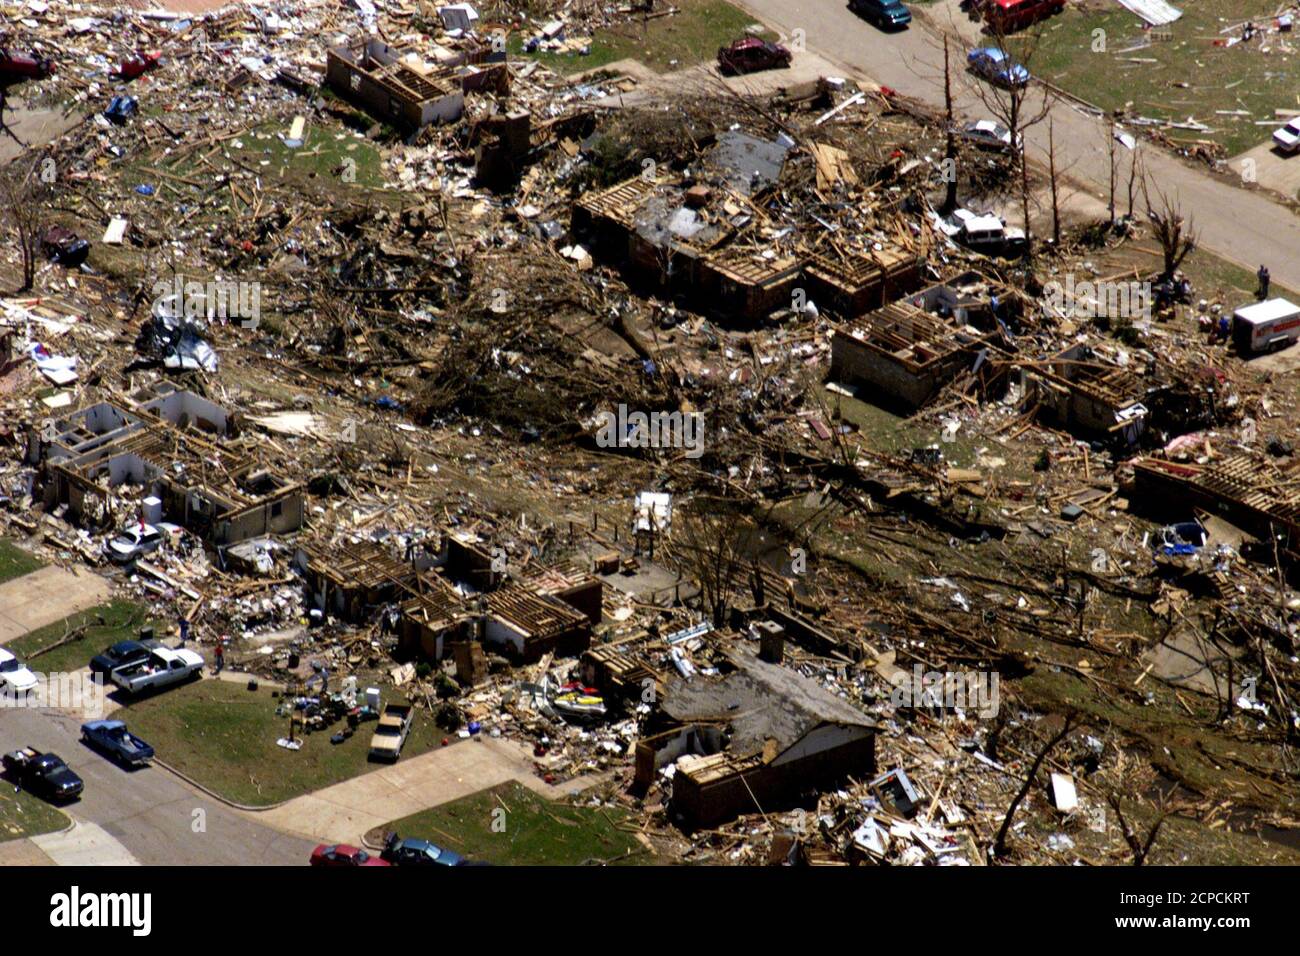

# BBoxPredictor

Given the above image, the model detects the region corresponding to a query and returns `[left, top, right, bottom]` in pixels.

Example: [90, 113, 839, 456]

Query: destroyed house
[399, 580, 476, 660]
[30, 383, 303, 545]
[830, 273, 1006, 408]
[640, 645, 877, 828]
[482, 585, 591, 662]
[1133, 454, 1300, 559]
[571, 132, 808, 322]
[399, 568, 601, 662]
[803, 247, 923, 318]
[1024, 343, 1148, 445]
[581, 641, 664, 703]
[520, 565, 604, 629]
[298, 538, 420, 622]
[326, 38, 465, 128]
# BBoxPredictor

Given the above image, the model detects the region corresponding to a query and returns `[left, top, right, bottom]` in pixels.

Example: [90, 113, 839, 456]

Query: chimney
[755, 620, 785, 665]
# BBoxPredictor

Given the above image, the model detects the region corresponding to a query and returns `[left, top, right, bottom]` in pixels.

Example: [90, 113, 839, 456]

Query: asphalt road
[1, 707, 315, 865]
[733, 0, 1300, 289]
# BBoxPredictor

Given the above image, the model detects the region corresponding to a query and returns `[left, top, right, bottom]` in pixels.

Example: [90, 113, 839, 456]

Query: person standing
[213, 638, 225, 674]
[1258, 265, 1270, 300]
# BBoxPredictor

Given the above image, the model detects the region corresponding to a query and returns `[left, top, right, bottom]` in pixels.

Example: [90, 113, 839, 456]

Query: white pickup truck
[368, 702, 414, 761]
[110, 647, 205, 695]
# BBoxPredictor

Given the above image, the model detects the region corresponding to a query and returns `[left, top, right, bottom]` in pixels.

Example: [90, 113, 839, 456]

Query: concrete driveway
[1229, 139, 1300, 205]
[0, 565, 111, 645]
[254, 735, 591, 846]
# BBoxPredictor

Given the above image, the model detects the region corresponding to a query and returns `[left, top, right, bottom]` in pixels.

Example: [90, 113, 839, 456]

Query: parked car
[104, 523, 164, 564]
[89, 639, 160, 678]
[978, 0, 1066, 33]
[849, 0, 911, 29]
[957, 119, 1020, 152]
[716, 38, 792, 76]
[1273, 118, 1300, 154]
[310, 844, 390, 867]
[0, 647, 38, 698]
[81, 720, 155, 767]
[368, 702, 414, 761]
[967, 47, 1030, 87]
[381, 834, 465, 867]
[3, 748, 83, 802]
[110, 647, 204, 696]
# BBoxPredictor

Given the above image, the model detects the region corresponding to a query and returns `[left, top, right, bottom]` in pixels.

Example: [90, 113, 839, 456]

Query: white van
[1232, 298, 1300, 353]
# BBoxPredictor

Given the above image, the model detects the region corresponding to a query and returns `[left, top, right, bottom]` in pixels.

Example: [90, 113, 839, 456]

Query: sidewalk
[252, 735, 596, 845]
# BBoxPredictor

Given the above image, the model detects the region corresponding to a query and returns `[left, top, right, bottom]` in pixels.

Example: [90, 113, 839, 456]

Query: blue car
[967, 47, 1030, 88]
[81, 720, 155, 767]
[849, 0, 911, 29]
[381, 834, 465, 867]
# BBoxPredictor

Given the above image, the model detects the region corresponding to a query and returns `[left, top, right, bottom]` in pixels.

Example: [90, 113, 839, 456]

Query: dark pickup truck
[2, 747, 83, 802]
[81, 720, 155, 768]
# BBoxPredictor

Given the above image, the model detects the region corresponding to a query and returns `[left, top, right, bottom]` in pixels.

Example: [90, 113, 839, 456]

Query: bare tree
[968, 18, 1056, 260]
[993, 713, 1076, 859]
[1097, 754, 1190, 868]
[673, 498, 759, 628]
[941, 35, 959, 215]
[0, 152, 46, 292]
[1107, 118, 1117, 226]
[1047, 118, 1061, 247]
[1144, 184, 1197, 282]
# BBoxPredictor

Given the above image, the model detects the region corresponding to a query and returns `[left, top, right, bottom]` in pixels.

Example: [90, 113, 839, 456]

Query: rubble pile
[0, 0, 1298, 867]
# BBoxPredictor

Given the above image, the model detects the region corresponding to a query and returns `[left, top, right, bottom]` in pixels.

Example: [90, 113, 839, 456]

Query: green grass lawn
[1025, 2, 1297, 157]
[0, 539, 43, 584]
[382, 781, 647, 866]
[509, 0, 771, 75]
[8, 600, 156, 677]
[122, 680, 443, 806]
[0, 787, 68, 843]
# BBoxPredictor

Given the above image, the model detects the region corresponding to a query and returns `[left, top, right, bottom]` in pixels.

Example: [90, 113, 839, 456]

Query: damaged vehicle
[135, 308, 219, 374]
[104, 523, 164, 564]
[716, 38, 792, 76]
[932, 208, 1026, 257]
[41, 226, 90, 268]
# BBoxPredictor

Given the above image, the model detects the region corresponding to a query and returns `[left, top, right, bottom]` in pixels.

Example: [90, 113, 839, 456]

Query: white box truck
[1232, 298, 1300, 353]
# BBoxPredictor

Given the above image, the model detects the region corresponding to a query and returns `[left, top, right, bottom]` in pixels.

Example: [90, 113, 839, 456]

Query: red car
[310, 843, 391, 867]
[0, 51, 55, 86]
[716, 38, 791, 76]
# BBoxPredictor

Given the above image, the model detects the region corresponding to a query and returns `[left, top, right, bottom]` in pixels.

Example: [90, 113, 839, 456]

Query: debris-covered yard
[0, 0, 1298, 872]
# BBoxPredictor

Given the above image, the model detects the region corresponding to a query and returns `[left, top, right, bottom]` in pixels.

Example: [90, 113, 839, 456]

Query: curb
[152, 757, 290, 813]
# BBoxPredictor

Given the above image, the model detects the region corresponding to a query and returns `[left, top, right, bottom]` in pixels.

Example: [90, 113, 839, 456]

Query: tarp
[1115, 0, 1182, 27]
